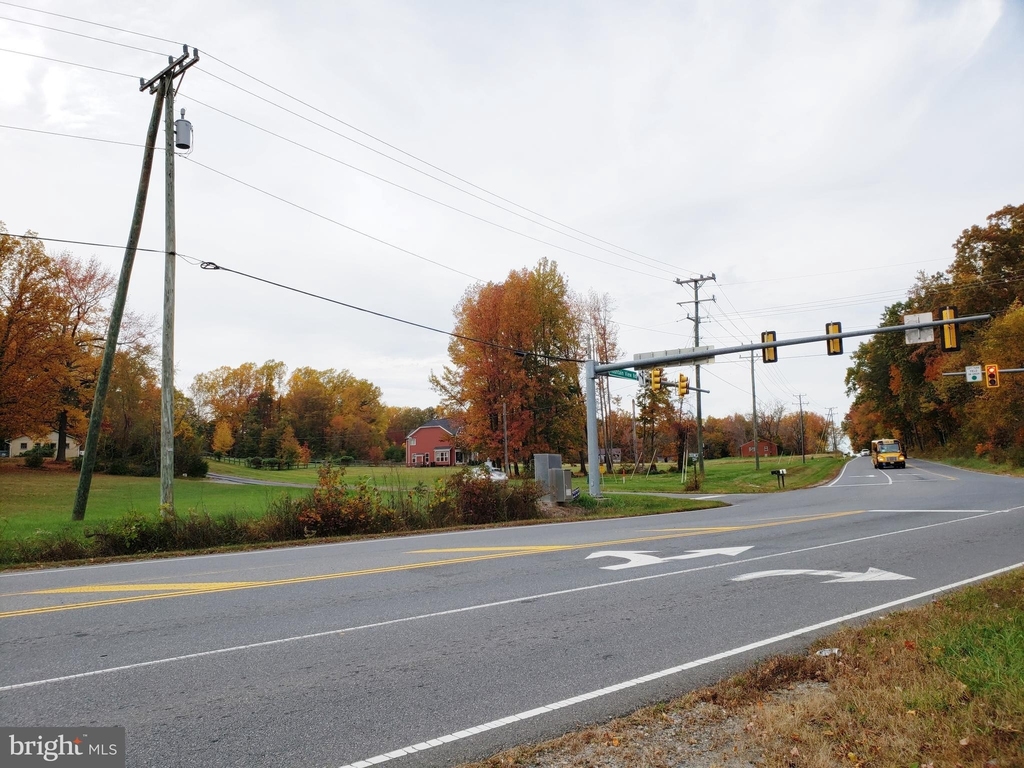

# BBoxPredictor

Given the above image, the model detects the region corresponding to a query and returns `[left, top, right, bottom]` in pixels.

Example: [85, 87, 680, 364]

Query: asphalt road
[2, 457, 1022, 767]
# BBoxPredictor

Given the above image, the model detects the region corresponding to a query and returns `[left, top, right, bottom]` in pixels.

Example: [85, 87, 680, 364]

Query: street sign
[965, 365, 983, 383]
[904, 313, 935, 344]
[633, 346, 715, 366]
[607, 369, 638, 380]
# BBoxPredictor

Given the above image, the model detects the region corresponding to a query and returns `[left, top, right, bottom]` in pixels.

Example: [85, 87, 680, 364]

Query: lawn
[0, 462, 299, 539]
[594, 454, 846, 494]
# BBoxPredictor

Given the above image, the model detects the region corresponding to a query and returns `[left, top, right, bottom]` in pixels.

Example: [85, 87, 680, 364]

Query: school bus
[871, 438, 906, 469]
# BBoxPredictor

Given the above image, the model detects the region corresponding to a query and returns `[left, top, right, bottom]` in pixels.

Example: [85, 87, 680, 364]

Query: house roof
[406, 418, 456, 439]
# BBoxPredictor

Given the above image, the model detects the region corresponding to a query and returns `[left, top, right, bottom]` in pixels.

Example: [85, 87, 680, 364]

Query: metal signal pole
[750, 348, 759, 470]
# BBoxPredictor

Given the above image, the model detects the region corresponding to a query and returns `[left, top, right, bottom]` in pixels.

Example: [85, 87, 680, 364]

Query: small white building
[8, 431, 81, 458]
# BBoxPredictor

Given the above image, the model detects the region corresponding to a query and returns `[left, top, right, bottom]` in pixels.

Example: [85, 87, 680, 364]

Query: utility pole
[795, 394, 807, 463]
[159, 49, 199, 516]
[73, 79, 167, 521]
[675, 274, 715, 475]
[502, 400, 509, 475]
[72, 46, 198, 522]
[631, 398, 638, 465]
[750, 348, 759, 470]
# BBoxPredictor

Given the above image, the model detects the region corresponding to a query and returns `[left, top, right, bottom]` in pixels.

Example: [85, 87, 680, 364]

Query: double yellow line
[1, 509, 860, 619]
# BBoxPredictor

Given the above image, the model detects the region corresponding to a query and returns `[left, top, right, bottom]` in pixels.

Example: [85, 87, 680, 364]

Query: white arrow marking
[587, 547, 753, 570]
[732, 567, 913, 583]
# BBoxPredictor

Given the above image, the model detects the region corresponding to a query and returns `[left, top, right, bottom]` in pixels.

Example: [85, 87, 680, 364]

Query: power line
[0, 14, 170, 57]
[0, 1, 180, 46]
[0, 2, 694, 276]
[177, 95, 675, 282]
[195, 259, 585, 364]
[1, 232, 167, 254]
[180, 156, 485, 282]
[0, 47, 139, 79]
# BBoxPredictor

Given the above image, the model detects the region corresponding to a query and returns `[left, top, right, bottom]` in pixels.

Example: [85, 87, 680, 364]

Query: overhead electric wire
[195, 259, 585, 364]
[718, 256, 952, 287]
[0, 14, 170, 57]
[2, 232, 167, 254]
[178, 95, 674, 282]
[0, 1, 696, 277]
[0, 1, 180, 46]
[179, 156, 484, 283]
[0, 47, 138, 79]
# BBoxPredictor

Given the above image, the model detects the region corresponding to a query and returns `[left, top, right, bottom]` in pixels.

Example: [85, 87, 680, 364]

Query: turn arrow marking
[732, 567, 913, 583]
[586, 547, 753, 570]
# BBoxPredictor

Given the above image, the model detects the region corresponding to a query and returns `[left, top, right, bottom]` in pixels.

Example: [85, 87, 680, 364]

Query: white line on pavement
[3, 506, 1020, 693]
[335, 561, 1024, 768]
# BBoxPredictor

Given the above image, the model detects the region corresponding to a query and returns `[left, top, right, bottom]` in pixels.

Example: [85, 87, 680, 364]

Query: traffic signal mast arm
[592, 313, 992, 376]
[585, 313, 992, 499]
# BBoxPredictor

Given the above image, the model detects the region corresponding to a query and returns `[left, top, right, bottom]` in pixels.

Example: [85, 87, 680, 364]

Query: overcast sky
[2, 0, 1022, 432]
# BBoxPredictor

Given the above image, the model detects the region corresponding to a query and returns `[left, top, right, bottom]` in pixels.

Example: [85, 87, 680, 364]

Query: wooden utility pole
[72, 46, 198, 522]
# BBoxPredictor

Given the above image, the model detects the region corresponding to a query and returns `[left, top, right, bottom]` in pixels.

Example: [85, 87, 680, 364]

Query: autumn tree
[211, 420, 234, 455]
[431, 259, 584, 474]
[0, 226, 71, 440]
[583, 290, 621, 471]
[50, 252, 115, 461]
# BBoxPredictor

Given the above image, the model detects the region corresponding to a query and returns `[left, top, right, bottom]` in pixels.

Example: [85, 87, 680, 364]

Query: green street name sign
[607, 369, 638, 380]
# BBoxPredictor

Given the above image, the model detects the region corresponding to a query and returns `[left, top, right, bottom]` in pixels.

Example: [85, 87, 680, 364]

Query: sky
[2, 0, 1022, 433]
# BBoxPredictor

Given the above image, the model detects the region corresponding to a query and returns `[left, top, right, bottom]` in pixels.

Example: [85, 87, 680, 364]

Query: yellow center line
[1, 510, 864, 619]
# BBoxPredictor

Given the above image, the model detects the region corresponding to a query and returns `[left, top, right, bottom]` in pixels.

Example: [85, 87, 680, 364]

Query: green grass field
[0, 464, 300, 539]
[595, 454, 845, 494]
[0, 453, 840, 558]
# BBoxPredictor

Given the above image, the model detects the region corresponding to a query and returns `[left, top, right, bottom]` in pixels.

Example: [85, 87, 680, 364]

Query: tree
[278, 424, 301, 466]
[432, 259, 585, 474]
[50, 252, 115, 461]
[0, 226, 71, 440]
[211, 420, 234, 455]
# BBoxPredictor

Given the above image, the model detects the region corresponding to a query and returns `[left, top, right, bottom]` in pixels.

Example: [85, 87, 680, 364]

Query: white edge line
[3, 505, 1021, 693]
[334, 561, 1024, 768]
[825, 458, 855, 487]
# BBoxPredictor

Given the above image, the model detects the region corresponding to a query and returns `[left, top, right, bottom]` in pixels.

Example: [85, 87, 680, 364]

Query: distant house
[739, 439, 778, 458]
[405, 419, 465, 467]
[9, 431, 81, 459]
[598, 448, 622, 464]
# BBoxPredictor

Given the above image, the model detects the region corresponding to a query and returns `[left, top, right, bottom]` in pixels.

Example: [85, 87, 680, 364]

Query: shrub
[182, 455, 209, 478]
[248, 457, 263, 468]
[21, 443, 53, 468]
[107, 458, 131, 476]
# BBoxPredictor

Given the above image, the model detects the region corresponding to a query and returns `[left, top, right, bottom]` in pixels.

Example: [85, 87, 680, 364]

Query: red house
[740, 439, 778, 457]
[405, 419, 465, 467]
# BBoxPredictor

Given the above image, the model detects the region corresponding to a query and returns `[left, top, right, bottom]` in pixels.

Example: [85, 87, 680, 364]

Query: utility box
[548, 468, 574, 503]
[534, 453, 563, 501]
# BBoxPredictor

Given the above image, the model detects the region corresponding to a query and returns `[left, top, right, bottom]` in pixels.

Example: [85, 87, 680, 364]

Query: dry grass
[462, 568, 1024, 768]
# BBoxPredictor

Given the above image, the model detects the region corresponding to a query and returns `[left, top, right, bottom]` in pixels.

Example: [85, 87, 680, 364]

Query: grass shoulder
[915, 453, 1024, 478]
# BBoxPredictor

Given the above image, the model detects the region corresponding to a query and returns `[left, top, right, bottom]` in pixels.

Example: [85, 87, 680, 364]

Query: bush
[70, 456, 83, 471]
[181, 455, 209, 478]
[107, 458, 131, 475]
[426, 469, 543, 528]
[21, 443, 53, 468]
[248, 457, 263, 468]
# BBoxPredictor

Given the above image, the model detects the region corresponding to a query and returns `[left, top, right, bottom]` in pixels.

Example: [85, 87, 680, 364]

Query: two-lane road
[2, 460, 1022, 767]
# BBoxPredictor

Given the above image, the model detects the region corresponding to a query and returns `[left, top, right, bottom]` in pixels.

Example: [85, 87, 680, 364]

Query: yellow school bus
[871, 438, 906, 469]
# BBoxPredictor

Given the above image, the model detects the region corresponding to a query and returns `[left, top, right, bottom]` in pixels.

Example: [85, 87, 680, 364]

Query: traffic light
[651, 367, 664, 391]
[986, 364, 1000, 388]
[761, 331, 778, 363]
[678, 373, 689, 396]
[941, 306, 960, 351]
[826, 321, 843, 356]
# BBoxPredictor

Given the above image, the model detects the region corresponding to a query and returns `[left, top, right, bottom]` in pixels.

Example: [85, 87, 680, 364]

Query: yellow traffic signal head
[985, 364, 1000, 388]
[678, 373, 689, 396]
[826, 322, 843, 356]
[941, 306, 960, 351]
[651, 367, 663, 391]
[761, 331, 778, 363]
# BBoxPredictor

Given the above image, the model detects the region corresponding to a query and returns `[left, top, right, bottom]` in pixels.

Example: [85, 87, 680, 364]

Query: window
[409, 437, 416, 446]
[21, 442, 28, 450]
[434, 449, 450, 464]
